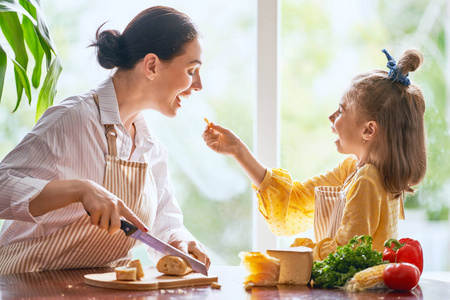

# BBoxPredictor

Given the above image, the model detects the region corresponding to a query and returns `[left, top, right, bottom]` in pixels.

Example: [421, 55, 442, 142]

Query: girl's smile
[329, 98, 367, 160]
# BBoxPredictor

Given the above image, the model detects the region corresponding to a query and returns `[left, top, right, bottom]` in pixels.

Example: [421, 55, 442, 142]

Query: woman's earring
[363, 139, 367, 143]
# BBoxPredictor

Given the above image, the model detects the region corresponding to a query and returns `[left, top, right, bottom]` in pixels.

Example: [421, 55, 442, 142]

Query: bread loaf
[156, 255, 193, 276]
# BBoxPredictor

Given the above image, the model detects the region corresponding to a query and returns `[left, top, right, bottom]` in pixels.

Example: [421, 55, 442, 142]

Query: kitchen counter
[0, 266, 449, 299]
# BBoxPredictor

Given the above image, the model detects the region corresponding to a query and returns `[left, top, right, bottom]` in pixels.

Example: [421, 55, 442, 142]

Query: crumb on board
[211, 282, 221, 289]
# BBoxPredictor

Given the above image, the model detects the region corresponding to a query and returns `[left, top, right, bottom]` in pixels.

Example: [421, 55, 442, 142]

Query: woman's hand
[168, 231, 211, 270]
[79, 179, 148, 235]
[202, 122, 244, 158]
[30, 179, 148, 235]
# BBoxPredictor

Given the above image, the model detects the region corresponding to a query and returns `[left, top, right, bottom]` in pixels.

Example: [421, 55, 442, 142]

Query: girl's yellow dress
[252, 155, 404, 261]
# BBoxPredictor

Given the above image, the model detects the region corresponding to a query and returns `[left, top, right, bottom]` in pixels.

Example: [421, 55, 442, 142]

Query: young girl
[202, 48, 427, 260]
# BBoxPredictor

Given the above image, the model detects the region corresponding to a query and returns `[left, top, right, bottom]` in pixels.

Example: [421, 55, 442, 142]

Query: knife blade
[120, 219, 208, 276]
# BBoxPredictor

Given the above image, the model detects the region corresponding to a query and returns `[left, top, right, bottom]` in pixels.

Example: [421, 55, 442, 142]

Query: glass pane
[280, 0, 449, 272]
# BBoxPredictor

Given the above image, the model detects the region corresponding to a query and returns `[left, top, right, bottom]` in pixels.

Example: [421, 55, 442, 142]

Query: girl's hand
[79, 179, 148, 235]
[202, 122, 244, 158]
[202, 121, 267, 186]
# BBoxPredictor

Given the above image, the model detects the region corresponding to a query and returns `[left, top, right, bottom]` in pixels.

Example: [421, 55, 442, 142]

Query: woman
[0, 6, 210, 274]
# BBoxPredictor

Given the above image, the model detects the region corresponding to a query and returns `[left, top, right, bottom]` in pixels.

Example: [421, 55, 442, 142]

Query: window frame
[253, 0, 280, 251]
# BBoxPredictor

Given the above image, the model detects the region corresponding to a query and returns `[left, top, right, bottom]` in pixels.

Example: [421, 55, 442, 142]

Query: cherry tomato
[383, 263, 421, 291]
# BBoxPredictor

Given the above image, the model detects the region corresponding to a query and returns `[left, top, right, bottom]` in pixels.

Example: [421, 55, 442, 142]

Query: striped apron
[313, 171, 356, 242]
[0, 94, 154, 274]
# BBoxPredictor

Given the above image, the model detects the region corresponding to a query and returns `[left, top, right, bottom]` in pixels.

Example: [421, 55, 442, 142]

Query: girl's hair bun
[91, 24, 123, 69]
[397, 48, 424, 75]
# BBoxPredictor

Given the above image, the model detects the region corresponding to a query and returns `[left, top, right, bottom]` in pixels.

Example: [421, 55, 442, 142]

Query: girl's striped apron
[313, 171, 356, 242]
[0, 94, 155, 274]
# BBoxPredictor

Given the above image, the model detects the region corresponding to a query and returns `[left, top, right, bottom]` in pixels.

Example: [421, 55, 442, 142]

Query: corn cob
[343, 264, 388, 292]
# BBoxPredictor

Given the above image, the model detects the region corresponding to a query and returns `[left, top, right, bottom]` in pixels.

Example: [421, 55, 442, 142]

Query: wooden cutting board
[84, 267, 218, 291]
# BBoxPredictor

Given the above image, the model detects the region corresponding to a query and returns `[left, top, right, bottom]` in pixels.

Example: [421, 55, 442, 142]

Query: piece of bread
[157, 255, 193, 276]
[115, 266, 137, 281]
[239, 251, 280, 287]
[128, 259, 145, 280]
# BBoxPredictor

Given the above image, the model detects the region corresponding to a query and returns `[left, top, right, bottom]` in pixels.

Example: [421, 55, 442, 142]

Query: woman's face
[152, 38, 203, 117]
[328, 96, 366, 159]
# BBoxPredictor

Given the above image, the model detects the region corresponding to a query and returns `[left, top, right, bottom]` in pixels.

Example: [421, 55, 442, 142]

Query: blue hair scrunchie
[382, 49, 410, 86]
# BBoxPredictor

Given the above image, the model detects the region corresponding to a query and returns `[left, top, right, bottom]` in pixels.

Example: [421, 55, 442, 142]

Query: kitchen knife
[85, 210, 208, 276]
[120, 219, 208, 276]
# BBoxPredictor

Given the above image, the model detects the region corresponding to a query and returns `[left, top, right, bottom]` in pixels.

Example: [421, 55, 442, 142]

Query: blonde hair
[345, 48, 427, 198]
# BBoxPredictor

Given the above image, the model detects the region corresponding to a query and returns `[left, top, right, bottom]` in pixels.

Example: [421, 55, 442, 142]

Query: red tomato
[383, 263, 421, 291]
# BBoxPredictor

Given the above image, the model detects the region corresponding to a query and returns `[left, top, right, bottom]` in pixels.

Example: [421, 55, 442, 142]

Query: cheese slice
[239, 251, 280, 287]
[115, 266, 137, 281]
[266, 246, 313, 285]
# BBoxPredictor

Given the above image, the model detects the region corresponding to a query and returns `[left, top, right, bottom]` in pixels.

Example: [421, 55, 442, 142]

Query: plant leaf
[36, 57, 62, 121]
[10, 57, 31, 112]
[20, 0, 43, 88]
[0, 45, 7, 102]
[24, 0, 58, 69]
[0, 11, 29, 104]
[2, 0, 56, 69]
[0, 0, 36, 23]
[23, 17, 43, 88]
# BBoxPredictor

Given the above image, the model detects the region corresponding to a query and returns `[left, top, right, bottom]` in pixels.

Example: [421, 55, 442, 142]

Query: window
[0, 0, 448, 272]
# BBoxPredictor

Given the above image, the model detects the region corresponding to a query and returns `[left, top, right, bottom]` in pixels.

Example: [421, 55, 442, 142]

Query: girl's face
[152, 38, 203, 117]
[329, 96, 367, 159]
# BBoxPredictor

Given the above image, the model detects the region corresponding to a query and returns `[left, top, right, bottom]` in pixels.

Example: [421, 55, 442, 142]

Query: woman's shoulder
[31, 92, 98, 135]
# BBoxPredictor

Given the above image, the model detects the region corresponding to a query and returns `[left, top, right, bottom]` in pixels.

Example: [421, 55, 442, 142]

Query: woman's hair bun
[398, 48, 424, 74]
[90, 24, 123, 69]
[90, 7, 199, 70]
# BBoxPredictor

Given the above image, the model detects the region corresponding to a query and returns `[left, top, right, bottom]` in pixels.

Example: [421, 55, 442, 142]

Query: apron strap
[92, 93, 118, 157]
[343, 169, 357, 186]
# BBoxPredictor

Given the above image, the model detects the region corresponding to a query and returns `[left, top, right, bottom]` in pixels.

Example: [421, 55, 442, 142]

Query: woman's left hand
[168, 232, 211, 270]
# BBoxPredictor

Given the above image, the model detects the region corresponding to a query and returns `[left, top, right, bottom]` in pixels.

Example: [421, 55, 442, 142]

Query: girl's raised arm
[202, 122, 267, 187]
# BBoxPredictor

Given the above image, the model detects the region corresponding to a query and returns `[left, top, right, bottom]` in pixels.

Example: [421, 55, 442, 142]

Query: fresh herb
[311, 235, 386, 288]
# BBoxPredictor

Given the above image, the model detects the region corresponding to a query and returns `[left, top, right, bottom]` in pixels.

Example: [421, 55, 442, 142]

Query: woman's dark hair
[90, 6, 199, 70]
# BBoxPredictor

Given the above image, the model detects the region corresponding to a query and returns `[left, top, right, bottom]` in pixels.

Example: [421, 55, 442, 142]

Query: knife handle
[120, 219, 138, 236]
[85, 209, 138, 236]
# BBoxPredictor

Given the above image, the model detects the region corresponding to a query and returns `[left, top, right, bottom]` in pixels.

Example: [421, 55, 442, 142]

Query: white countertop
[422, 271, 450, 282]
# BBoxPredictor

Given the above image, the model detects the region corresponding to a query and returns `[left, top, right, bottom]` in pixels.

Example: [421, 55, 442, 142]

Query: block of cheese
[156, 255, 193, 276]
[128, 259, 145, 279]
[266, 246, 313, 285]
[114, 266, 137, 281]
[239, 251, 280, 287]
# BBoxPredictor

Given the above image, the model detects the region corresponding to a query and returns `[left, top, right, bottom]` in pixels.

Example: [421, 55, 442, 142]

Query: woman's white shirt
[0, 77, 191, 260]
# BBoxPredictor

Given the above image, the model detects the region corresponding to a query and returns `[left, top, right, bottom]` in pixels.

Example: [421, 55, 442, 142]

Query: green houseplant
[0, 0, 61, 122]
